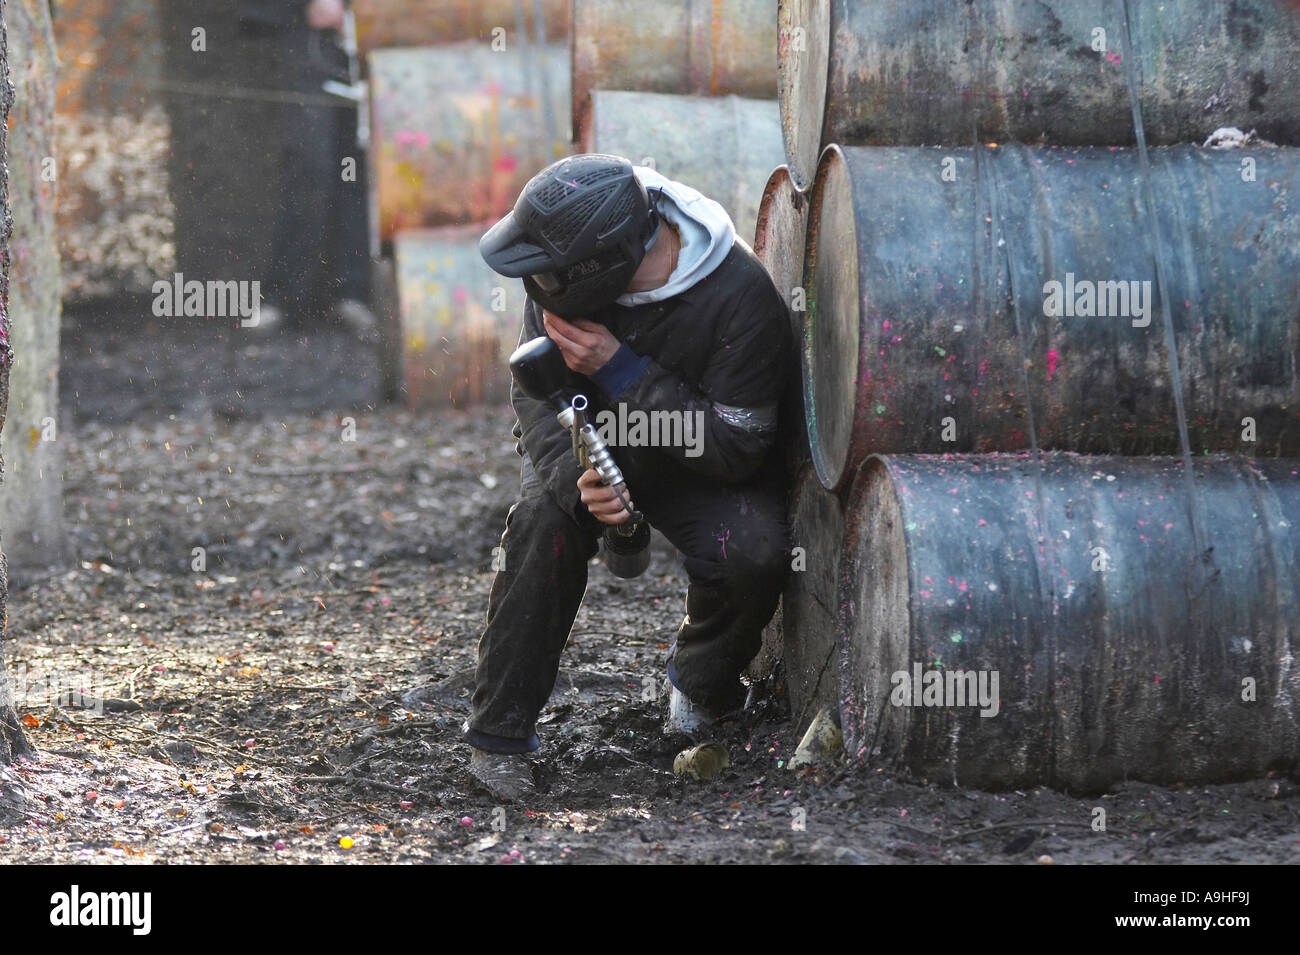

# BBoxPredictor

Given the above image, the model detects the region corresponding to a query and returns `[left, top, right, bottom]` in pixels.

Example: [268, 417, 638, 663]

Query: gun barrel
[570, 393, 589, 433]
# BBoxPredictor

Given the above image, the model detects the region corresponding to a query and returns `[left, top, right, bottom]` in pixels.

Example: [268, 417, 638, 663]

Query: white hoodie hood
[615, 165, 736, 307]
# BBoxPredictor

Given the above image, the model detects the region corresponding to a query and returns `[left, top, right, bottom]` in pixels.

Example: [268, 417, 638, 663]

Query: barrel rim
[753, 163, 796, 256]
[776, 0, 831, 191]
[804, 142, 862, 492]
[836, 453, 910, 765]
[783, 462, 848, 733]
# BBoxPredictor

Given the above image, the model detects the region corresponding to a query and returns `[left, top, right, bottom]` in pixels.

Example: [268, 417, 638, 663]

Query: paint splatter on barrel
[394, 226, 526, 408]
[839, 453, 1300, 790]
[368, 43, 569, 241]
[778, 0, 1300, 189]
[804, 144, 1300, 490]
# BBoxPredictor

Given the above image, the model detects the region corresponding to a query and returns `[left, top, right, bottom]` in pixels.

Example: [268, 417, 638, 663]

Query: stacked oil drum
[757, 0, 1300, 789]
[367, 0, 786, 407]
[572, 0, 783, 243]
[363, 1, 570, 405]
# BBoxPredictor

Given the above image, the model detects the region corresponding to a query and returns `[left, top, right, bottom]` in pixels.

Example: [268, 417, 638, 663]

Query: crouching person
[469, 153, 794, 800]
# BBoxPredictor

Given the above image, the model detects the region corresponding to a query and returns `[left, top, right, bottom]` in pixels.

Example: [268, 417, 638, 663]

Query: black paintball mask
[479, 154, 661, 321]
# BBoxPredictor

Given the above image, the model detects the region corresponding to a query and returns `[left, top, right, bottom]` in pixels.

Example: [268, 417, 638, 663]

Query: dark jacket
[512, 240, 796, 523]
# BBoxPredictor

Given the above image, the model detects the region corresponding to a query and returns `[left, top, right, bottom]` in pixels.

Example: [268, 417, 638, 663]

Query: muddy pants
[465, 456, 789, 753]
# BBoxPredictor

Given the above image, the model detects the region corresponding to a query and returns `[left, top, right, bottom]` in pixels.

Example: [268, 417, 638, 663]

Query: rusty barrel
[368, 43, 569, 242]
[355, 0, 571, 58]
[394, 226, 526, 408]
[572, 0, 776, 143]
[754, 164, 812, 471]
[585, 90, 784, 243]
[839, 453, 1300, 790]
[805, 143, 1300, 491]
[779, 465, 844, 734]
[778, 0, 1300, 189]
[753, 164, 808, 317]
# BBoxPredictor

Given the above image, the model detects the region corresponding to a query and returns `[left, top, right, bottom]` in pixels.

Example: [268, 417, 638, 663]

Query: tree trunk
[0, 0, 64, 580]
[0, 0, 34, 764]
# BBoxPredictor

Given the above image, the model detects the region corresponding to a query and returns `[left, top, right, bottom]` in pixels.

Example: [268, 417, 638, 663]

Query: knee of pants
[701, 526, 789, 595]
[503, 492, 598, 559]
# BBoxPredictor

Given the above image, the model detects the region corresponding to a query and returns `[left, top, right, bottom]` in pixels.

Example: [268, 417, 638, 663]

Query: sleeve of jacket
[607, 278, 790, 482]
[511, 299, 589, 523]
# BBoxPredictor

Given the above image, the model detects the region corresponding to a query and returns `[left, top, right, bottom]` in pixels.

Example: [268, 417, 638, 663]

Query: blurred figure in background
[238, 0, 377, 341]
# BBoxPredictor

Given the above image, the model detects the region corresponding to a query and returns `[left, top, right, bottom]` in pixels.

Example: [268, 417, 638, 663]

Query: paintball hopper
[602, 520, 651, 578]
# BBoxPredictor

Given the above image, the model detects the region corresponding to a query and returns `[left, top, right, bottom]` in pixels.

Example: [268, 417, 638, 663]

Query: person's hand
[577, 468, 634, 525]
[543, 310, 621, 376]
[307, 0, 346, 30]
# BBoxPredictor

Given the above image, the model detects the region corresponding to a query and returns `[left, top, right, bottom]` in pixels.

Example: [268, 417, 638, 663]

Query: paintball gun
[509, 336, 651, 579]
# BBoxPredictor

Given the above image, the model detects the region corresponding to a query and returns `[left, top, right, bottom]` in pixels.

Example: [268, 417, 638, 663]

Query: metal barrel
[393, 225, 527, 408]
[778, 0, 1300, 190]
[753, 164, 808, 316]
[585, 90, 784, 243]
[780, 464, 845, 734]
[839, 453, 1300, 790]
[754, 164, 812, 472]
[804, 143, 1300, 492]
[354, 0, 571, 58]
[572, 0, 777, 143]
[368, 43, 570, 242]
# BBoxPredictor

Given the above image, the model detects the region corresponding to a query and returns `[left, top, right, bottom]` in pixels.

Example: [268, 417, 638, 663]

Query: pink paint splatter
[1046, 348, 1060, 381]
[394, 129, 432, 148]
[716, 527, 731, 560]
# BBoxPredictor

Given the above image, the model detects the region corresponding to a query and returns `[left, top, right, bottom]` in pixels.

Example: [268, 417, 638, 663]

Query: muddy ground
[0, 305, 1296, 865]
